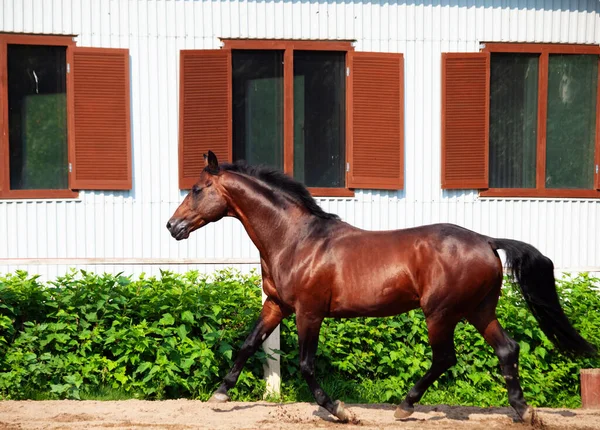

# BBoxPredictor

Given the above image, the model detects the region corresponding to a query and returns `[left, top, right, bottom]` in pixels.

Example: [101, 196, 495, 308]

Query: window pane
[489, 54, 538, 189]
[232, 50, 284, 170]
[293, 51, 345, 188]
[8, 44, 68, 190]
[546, 55, 597, 189]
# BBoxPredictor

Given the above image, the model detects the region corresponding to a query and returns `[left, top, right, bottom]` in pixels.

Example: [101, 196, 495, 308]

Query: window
[178, 40, 405, 195]
[292, 51, 346, 188]
[545, 54, 597, 190]
[232, 50, 284, 171]
[0, 34, 132, 199]
[8, 44, 68, 191]
[230, 47, 346, 189]
[489, 54, 538, 189]
[442, 44, 600, 198]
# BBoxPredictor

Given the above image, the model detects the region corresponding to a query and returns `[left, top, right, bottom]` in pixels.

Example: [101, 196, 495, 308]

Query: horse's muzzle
[166, 219, 190, 241]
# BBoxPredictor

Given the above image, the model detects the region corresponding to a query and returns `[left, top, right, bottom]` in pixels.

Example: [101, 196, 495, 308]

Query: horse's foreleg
[395, 317, 457, 419]
[296, 314, 356, 423]
[209, 297, 287, 402]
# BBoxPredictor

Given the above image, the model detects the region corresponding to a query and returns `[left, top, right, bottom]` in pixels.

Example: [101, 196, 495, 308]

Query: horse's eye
[192, 185, 202, 195]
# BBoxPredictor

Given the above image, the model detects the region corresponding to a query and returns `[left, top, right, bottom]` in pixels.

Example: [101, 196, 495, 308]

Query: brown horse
[167, 151, 596, 424]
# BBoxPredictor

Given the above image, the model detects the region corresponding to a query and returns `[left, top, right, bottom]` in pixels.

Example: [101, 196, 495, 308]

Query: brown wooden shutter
[179, 50, 232, 189]
[441, 52, 490, 189]
[70, 48, 131, 190]
[348, 52, 404, 190]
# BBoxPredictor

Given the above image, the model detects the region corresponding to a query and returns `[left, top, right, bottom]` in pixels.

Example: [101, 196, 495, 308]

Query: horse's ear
[203, 150, 220, 174]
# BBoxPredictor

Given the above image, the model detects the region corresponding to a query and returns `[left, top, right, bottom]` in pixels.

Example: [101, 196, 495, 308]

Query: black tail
[491, 238, 596, 357]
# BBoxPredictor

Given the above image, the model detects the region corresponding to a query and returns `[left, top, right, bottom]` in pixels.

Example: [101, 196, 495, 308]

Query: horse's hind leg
[209, 297, 288, 402]
[395, 316, 458, 419]
[296, 313, 356, 423]
[468, 311, 535, 424]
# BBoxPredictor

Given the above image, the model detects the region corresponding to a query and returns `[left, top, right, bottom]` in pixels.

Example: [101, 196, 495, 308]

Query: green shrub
[1, 269, 599, 407]
[0, 269, 265, 400]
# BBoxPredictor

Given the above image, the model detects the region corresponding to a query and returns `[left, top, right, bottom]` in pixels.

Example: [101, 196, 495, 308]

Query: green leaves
[0, 269, 264, 401]
[0, 269, 598, 408]
[159, 313, 175, 326]
[219, 343, 233, 362]
[181, 311, 195, 324]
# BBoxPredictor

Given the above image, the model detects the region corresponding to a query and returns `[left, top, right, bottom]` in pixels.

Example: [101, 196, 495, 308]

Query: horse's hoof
[333, 400, 357, 423]
[208, 392, 230, 403]
[521, 407, 538, 426]
[394, 405, 414, 419]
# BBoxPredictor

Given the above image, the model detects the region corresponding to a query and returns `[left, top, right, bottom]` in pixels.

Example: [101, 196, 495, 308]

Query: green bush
[0, 269, 265, 400]
[0, 269, 599, 407]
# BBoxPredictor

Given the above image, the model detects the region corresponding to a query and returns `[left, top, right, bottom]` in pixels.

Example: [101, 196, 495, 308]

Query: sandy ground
[1, 400, 600, 430]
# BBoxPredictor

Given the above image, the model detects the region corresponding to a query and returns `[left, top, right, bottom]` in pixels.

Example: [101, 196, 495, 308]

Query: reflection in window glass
[489, 54, 538, 189]
[8, 44, 68, 190]
[546, 54, 597, 189]
[293, 51, 345, 188]
[232, 50, 284, 170]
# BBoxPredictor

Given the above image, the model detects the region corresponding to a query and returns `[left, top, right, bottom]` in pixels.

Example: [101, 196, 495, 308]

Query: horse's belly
[328, 274, 420, 318]
[328, 299, 420, 318]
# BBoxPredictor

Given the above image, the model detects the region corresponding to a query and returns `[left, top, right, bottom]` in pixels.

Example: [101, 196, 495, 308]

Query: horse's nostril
[166, 221, 172, 230]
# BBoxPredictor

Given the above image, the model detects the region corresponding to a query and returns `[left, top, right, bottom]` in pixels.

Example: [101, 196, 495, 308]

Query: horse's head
[166, 150, 229, 240]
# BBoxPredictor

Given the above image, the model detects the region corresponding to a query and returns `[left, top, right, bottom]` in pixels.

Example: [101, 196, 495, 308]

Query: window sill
[479, 188, 600, 199]
[0, 189, 80, 200]
[309, 188, 355, 198]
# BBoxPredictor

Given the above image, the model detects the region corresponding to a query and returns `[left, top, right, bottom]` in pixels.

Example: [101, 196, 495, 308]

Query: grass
[79, 386, 140, 401]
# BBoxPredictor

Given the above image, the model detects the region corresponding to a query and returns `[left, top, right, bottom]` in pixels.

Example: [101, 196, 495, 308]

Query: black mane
[217, 161, 340, 220]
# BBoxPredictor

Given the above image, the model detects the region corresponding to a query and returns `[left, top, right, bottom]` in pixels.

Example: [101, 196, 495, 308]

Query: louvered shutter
[0, 87, 3, 193]
[348, 52, 404, 190]
[179, 50, 232, 189]
[70, 48, 131, 190]
[441, 52, 490, 189]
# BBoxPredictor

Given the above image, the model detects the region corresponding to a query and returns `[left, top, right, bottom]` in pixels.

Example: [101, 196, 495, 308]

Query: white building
[1, 0, 599, 279]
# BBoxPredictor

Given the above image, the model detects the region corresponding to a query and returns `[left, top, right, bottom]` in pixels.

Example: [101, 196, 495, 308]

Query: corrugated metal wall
[1, 0, 599, 279]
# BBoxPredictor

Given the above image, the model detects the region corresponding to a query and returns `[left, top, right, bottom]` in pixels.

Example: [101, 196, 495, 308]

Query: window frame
[222, 39, 355, 197]
[0, 33, 78, 199]
[480, 42, 600, 198]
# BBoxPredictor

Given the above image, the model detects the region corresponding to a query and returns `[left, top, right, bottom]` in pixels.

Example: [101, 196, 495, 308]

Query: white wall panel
[1, 0, 599, 280]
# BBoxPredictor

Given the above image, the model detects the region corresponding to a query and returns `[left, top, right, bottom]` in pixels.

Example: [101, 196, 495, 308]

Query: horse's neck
[225, 176, 304, 259]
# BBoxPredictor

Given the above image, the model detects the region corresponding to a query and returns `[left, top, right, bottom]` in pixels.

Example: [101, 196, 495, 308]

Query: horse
[167, 150, 596, 424]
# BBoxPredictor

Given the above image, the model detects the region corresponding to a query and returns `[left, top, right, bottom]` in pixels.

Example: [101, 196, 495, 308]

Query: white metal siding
[1, 0, 599, 279]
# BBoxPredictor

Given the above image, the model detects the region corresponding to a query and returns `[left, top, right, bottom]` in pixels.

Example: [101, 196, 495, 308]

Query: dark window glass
[489, 53, 539, 189]
[293, 51, 345, 188]
[545, 54, 597, 189]
[232, 50, 284, 170]
[8, 44, 68, 190]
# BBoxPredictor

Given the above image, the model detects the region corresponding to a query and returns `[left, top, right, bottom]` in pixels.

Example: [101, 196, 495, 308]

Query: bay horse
[167, 151, 596, 424]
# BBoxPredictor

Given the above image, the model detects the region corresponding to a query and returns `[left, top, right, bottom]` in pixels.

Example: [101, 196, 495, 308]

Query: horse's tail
[490, 238, 596, 357]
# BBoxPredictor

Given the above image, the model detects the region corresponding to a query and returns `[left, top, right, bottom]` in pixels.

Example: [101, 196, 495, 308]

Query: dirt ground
[1, 400, 600, 430]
